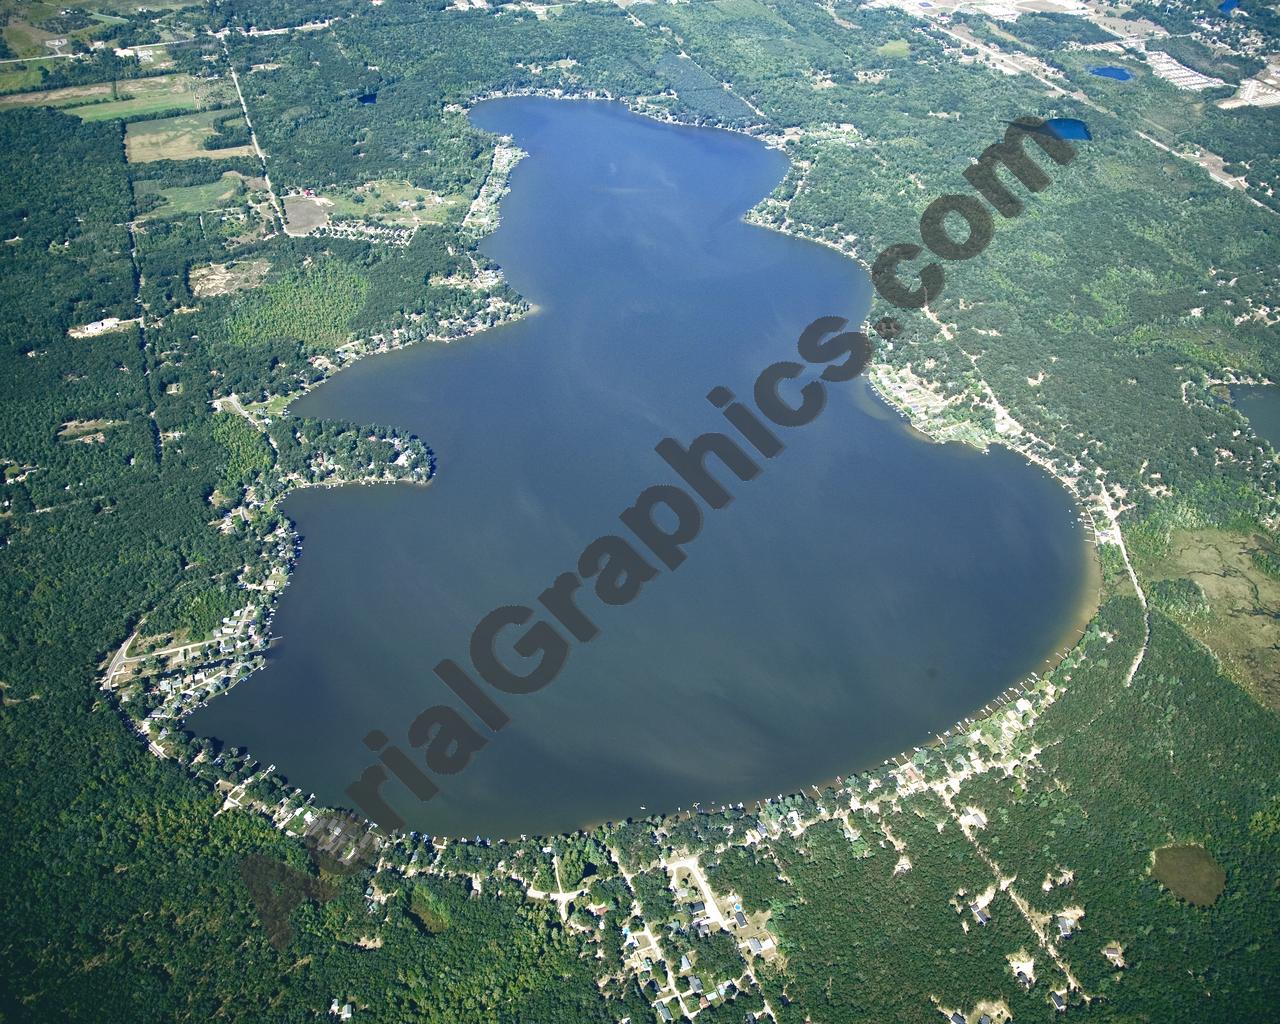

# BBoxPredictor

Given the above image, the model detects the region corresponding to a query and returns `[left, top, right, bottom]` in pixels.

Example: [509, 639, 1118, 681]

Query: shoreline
[546, 496, 1103, 843]
[111, 89, 1115, 848]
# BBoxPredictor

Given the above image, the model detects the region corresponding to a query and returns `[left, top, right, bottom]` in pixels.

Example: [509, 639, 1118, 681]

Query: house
[950, 1013, 967, 1024]
[690, 901, 706, 914]
[679, 954, 691, 972]
[1056, 916, 1075, 940]
[1051, 991, 1067, 1012]
[690, 977, 704, 995]
[735, 910, 748, 928]
[979, 1016, 992, 1024]
[657, 1003, 673, 1023]
[970, 902, 991, 925]
[1016, 970, 1032, 988]
[748, 937, 763, 955]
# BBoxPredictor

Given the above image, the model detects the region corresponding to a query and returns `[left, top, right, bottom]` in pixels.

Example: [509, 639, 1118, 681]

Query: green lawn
[70, 91, 198, 121]
[875, 39, 910, 59]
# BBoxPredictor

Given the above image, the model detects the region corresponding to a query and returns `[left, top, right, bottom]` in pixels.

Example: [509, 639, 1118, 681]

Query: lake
[190, 98, 1096, 838]
[1090, 66, 1133, 81]
[1232, 384, 1280, 448]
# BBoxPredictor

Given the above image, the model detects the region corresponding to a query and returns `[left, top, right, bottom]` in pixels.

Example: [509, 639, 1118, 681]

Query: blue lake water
[190, 98, 1096, 838]
[1090, 66, 1133, 81]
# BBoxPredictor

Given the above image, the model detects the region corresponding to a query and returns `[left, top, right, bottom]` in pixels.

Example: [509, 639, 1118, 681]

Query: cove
[190, 98, 1096, 839]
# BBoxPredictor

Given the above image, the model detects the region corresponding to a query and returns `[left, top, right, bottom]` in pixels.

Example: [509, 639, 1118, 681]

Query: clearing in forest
[188, 257, 271, 298]
[323, 180, 468, 227]
[1150, 844, 1226, 906]
[0, 73, 231, 120]
[134, 171, 248, 219]
[1140, 527, 1280, 708]
[282, 194, 330, 236]
[124, 107, 254, 163]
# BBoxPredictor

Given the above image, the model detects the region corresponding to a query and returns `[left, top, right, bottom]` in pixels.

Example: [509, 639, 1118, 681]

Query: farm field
[124, 107, 255, 163]
[0, 65, 47, 93]
[0, 73, 232, 119]
[0, 79, 115, 109]
[134, 171, 247, 219]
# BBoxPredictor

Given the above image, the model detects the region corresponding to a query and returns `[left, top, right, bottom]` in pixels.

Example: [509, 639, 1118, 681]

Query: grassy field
[0, 80, 116, 109]
[0, 76, 111, 108]
[134, 171, 246, 219]
[875, 39, 910, 59]
[245, 391, 292, 420]
[124, 107, 255, 163]
[71, 89, 198, 121]
[0, 74, 234, 121]
[0, 66, 44, 93]
[324, 179, 467, 226]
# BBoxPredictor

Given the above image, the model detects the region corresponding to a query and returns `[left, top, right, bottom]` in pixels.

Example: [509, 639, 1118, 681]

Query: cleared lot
[0, 74, 234, 121]
[124, 107, 255, 163]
